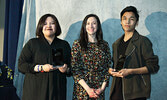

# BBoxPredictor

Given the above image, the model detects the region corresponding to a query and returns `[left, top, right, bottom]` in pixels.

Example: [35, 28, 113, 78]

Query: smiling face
[42, 17, 56, 38]
[121, 12, 138, 32]
[86, 17, 98, 36]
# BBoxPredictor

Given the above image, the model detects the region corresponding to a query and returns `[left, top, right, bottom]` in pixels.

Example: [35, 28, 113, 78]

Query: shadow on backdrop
[65, 21, 82, 46]
[145, 11, 167, 100]
[102, 18, 124, 51]
[65, 21, 82, 99]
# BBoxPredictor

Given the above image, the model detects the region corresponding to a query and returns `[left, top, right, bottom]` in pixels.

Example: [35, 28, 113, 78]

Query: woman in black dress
[18, 14, 71, 100]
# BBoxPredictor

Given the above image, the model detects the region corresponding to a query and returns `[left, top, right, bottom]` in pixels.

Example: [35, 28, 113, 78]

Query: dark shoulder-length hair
[79, 14, 103, 50]
[36, 14, 61, 37]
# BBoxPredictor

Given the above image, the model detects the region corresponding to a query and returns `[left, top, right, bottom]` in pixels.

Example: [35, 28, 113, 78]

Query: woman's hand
[94, 81, 106, 95]
[78, 79, 98, 98]
[34, 64, 53, 72]
[86, 88, 99, 98]
[42, 64, 54, 72]
[95, 88, 103, 95]
[58, 64, 67, 73]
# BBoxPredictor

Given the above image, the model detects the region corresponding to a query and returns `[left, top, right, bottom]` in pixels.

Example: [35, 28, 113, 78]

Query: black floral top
[71, 40, 111, 99]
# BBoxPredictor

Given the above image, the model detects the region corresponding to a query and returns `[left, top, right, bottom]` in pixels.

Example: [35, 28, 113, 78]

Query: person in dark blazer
[18, 14, 71, 100]
[108, 6, 159, 100]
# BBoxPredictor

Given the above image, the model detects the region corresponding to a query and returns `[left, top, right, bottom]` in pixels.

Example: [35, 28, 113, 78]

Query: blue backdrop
[3, 0, 167, 100]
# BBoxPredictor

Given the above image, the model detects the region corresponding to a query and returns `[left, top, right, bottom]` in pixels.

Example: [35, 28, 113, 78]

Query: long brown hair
[79, 14, 103, 50]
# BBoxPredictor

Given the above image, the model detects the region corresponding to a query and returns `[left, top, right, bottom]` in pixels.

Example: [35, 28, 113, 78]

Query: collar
[114, 30, 139, 45]
[39, 35, 58, 45]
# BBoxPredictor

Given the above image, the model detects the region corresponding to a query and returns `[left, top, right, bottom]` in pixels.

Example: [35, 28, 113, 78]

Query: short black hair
[120, 6, 139, 22]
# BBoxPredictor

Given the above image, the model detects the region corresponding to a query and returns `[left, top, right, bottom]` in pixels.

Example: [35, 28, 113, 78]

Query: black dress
[18, 36, 71, 100]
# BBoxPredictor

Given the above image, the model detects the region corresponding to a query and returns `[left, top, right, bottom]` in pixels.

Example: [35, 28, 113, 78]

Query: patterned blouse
[71, 40, 111, 100]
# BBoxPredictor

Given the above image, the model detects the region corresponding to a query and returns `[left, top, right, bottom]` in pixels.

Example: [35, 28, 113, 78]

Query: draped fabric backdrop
[10, 0, 167, 99]
[3, 0, 24, 70]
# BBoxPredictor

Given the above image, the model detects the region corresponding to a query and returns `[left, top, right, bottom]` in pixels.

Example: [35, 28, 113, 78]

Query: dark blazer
[110, 30, 159, 100]
[18, 36, 71, 100]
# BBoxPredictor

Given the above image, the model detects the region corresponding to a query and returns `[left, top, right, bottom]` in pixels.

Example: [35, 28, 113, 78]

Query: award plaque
[52, 48, 64, 68]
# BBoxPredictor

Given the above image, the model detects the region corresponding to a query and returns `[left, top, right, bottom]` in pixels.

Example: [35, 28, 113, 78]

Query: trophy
[52, 48, 64, 68]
